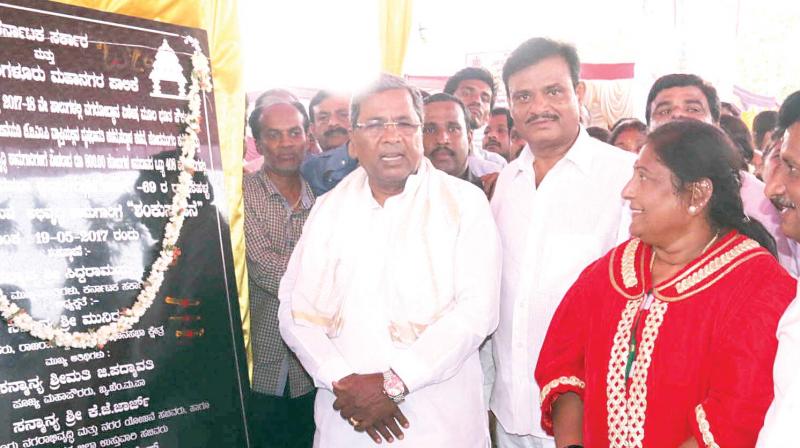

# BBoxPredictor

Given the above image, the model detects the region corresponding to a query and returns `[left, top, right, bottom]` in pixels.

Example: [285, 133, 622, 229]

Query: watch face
[384, 377, 404, 397]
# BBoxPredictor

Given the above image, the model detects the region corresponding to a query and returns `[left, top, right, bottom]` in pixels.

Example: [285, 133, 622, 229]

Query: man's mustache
[324, 127, 348, 138]
[525, 112, 559, 124]
[430, 146, 455, 157]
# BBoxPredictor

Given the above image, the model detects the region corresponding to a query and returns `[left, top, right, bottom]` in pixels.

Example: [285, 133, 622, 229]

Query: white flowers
[0, 38, 212, 349]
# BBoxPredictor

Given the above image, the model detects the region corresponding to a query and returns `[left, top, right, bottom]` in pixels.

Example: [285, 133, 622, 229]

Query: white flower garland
[0, 36, 213, 349]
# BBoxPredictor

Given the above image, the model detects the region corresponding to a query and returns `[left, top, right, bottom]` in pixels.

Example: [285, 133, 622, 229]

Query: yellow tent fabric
[53, 0, 252, 380]
[379, 0, 414, 74]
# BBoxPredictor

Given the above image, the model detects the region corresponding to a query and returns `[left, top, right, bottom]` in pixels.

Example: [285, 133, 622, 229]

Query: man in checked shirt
[244, 100, 316, 447]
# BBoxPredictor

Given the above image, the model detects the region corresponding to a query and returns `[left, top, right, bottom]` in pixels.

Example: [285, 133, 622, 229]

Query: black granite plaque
[0, 0, 250, 446]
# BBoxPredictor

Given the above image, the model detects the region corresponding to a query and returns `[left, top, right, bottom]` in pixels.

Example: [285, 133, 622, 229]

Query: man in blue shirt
[301, 91, 359, 196]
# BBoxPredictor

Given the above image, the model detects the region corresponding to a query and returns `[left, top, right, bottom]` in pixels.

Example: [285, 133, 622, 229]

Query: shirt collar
[260, 168, 315, 210]
[361, 161, 426, 209]
[513, 126, 594, 177]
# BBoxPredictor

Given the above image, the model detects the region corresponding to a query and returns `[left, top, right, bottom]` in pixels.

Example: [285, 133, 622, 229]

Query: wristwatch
[382, 370, 406, 403]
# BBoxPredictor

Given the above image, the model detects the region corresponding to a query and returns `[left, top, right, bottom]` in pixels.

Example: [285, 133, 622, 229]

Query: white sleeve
[757, 297, 800, 447]
[278, 228, 354, 391]
[390, 190, 502, 393]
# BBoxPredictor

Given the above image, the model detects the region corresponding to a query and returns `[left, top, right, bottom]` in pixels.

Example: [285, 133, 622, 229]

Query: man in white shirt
[444, 66, 508, 174]
[758, 89, 800, 446]
[490, 37, 635, 448]
[279, 74, 502, 447]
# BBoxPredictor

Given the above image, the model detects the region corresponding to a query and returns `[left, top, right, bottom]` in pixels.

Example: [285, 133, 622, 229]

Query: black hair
[609, 118, 647, 146]
[351, 73, 423, 127]
[721, 101, 742, 117]
[648, 120, 776, 256]
[586, 126, 611, 142]
[490, 107, 513, 131]
[443, 67, 497, 108]
[423, 92, 472, 128]
[752, 110, 779, 150]
[308, 90, 333, 123]
[502, 37, 580, 98]
[719, 114, 755, 167]
[777, 90, 800, 135]
[248, 101, 309, 140]
[645, 74, 721, 126]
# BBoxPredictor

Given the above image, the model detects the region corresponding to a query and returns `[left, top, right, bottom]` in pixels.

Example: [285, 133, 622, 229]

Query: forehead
[652, 85, 709, 107]
[782, 122, 800, 161]
[507, 56, 573, 92]
[261, 103, 303, 128]
[455, 79, 492, 94]
[424, 101, 466, 124]
[314, 95, 350, 111]
[617, 127, 645, 139]
[508, 56, 572, 92]
[636, 143, 667, 171]
[358, 88, 416, 119]
[488, 114, 508, 127]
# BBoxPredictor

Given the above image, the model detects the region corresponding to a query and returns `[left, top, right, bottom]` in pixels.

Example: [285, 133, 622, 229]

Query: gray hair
[350, 73, 423, 127]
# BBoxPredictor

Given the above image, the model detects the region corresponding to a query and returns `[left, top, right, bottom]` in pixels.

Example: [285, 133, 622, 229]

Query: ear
[347, 131, 357, 159]
[690, 178, 714, 211]
[575, 81, 586, 103]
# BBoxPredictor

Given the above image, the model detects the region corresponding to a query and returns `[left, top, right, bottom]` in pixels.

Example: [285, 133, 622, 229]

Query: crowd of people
[242, 36, 800, 447]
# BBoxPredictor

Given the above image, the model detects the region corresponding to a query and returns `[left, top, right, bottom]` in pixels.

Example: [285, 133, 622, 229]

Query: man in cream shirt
[759, 90, 800, 446]
[279, 74, 501, 447]
[490, 37, 634, 448]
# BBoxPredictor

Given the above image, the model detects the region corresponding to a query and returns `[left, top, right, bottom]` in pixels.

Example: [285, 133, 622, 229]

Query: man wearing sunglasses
[279, 73, 501, 447]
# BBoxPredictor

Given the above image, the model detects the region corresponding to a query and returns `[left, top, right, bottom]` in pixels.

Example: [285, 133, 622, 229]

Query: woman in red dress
[535, 120, 796, 448]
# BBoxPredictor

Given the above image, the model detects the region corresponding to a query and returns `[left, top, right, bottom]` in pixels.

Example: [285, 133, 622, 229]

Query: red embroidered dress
[535, 231, 796, 448]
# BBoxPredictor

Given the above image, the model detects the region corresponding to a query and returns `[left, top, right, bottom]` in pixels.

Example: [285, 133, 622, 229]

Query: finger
[384, 417, 404, 440]
[332, 397, 343, 411]
[394, 408, 410, 429]
[366, 427, 383, 444]
[339, 406, 357, 419]
[374, 423, 395, 443]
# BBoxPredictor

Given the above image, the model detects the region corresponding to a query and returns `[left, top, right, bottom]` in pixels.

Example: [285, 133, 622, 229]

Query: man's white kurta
[279, 171, 501, 447]
[758, 284, 800, 447]
[489, 129, 635, 438]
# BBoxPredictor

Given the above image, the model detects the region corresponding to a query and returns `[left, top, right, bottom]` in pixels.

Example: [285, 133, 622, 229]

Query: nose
[330, 114, 348, 128]
[621, 174, 636, 201]
[434, 128, 450, 145]
[764, 164, 787, 199]
[380, 122, 403, 141]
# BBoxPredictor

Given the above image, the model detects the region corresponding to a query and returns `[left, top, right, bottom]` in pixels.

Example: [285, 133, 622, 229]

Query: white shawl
[290, 158, 463, 345]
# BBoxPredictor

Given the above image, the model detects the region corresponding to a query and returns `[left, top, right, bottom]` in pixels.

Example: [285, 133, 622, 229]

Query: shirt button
[340, 160, 346, 165]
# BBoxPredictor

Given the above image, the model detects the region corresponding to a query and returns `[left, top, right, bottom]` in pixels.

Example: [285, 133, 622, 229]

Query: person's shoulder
[586, 137, 637, 167]
[242, 170, 262, 190]
[433, 168, 488, 206]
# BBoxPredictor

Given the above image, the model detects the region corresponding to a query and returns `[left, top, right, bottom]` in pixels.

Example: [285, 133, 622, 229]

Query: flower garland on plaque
[0, 36, 212, 349]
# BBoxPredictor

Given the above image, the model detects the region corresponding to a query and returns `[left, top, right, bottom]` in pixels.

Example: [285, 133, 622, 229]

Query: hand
[333, 373, 410, 443]
[480, 172, 500, 199]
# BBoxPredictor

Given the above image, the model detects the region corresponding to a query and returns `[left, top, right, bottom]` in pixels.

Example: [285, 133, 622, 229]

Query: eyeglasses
[354, 119, 421, 137]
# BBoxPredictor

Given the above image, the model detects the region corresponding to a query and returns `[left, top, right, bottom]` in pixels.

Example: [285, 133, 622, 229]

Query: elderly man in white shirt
[489, 37, 635, 448]
[758, 90, 800, 447]
[279, 73, 502, 447]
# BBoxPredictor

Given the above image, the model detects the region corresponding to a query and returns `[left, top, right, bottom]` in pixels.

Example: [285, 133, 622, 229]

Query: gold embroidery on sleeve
[539, 376, 586, 405]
